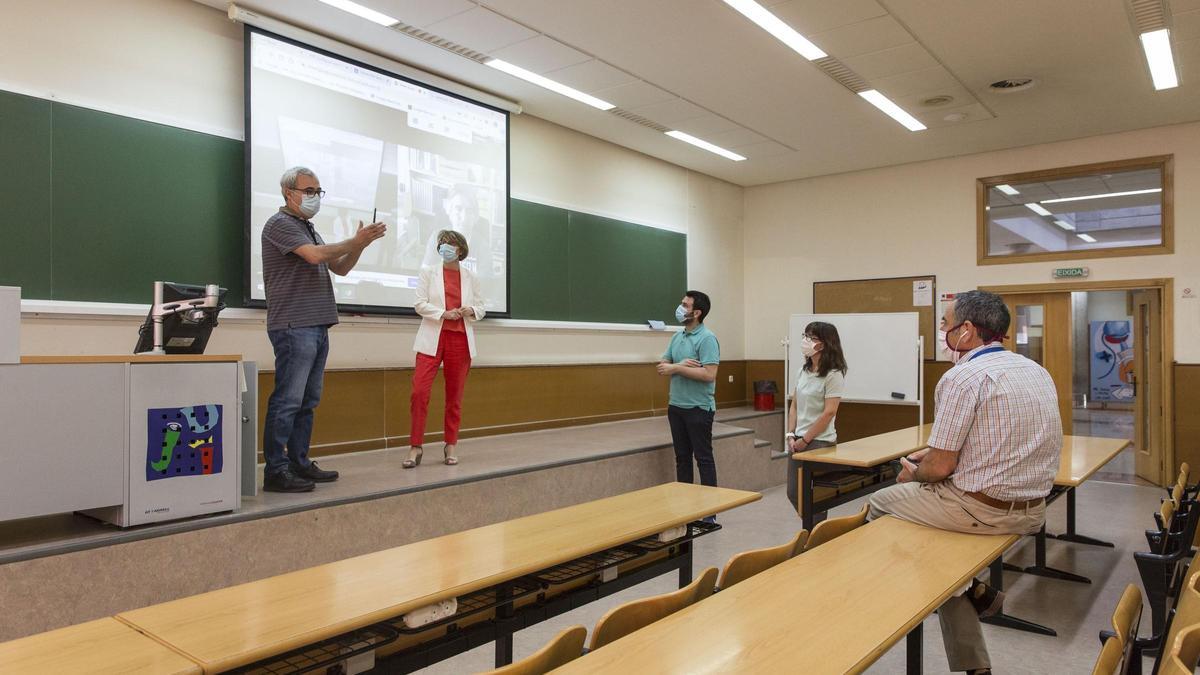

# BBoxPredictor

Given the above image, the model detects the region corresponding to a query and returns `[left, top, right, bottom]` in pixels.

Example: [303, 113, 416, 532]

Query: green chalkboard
[0, 90, 687, 324]
[0, 89, 245, 305]
[509, 200, 687, 324]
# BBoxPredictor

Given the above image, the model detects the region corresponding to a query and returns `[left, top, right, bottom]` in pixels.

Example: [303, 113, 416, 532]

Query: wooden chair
[804, 504, 869, 551]
[589, 567, 719, 651]
[717, 529, 808, 590]
[1091, 637, 1122, 675]
[1154, 572, 1200, 674]
[1111, 583, 1143, 647]
[485, 625, 587, 675]
[1091, 585, 1142, 675]
[1160, 624, 1200, 675]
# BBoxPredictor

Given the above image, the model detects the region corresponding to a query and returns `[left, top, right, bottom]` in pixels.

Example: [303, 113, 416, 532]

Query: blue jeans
[263, 326, 329, 476]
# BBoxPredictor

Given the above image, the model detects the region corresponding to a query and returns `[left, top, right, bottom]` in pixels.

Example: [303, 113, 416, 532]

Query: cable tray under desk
[385, 575, 544, 636]
[627, 519, 721, 551]
[535, 520, 721, 584]
[232, 623, 398, 675]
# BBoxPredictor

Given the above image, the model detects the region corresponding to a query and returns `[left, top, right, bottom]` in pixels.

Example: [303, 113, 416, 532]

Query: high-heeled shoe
[402, 447, 423, 469]
[443, 444, 458, 466]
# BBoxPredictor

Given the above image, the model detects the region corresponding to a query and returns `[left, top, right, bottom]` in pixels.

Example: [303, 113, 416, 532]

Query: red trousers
[410, 330, 471, 446]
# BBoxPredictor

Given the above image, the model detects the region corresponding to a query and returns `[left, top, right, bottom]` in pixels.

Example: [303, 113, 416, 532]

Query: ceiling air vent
[921, 95, 955, 107]
[390, 22, 490, 63]
[1127, 0, 1168, 32]
[988, 78, 1037, 93]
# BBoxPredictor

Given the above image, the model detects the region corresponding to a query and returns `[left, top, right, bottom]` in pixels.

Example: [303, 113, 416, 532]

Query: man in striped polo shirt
[869, 290, 1062, 675]
[260, 166, 386, 492]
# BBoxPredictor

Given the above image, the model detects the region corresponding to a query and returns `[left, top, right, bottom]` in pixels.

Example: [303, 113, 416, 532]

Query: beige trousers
[868, 481, 1045, 673]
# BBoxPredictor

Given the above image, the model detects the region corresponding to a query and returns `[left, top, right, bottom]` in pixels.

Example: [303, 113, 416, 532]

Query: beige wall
[5, 0, 745, 367]
[744, 121, 1200, 362]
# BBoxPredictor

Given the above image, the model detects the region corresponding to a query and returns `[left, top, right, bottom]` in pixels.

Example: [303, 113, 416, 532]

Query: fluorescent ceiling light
[858, 90, 926, 131]
[1041, 188, 1162, 204]
[1025, 203, 1053, 217]
[1077, 233, 1098, 243]
[1140, 29, 1179, 91]
[722, 0, 826, 60]
[1054, 219, 1076, 231]
[995, 184, 1020, 196]
[665, 130, 747, 161]
[486, 59, 615, 111]
[315, 0, 399, 26]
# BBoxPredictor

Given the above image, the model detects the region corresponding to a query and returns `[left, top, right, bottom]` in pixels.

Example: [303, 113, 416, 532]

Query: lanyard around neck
[968, 345, 1005, 362]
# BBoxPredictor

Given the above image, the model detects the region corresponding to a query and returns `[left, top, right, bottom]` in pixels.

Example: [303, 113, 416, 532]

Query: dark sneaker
[968, 578, 1004, 618]
[295, 461, 339, 483]
[263, 468, 315, 493]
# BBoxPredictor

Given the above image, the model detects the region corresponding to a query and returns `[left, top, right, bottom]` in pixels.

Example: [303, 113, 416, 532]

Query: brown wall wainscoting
[258, 360, 770, 459]
[260, 358, 1200, 463]
[1175, 363, 1200, 475]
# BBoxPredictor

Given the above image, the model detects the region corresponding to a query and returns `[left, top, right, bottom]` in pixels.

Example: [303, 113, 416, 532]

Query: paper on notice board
[912, 280, 933, 306]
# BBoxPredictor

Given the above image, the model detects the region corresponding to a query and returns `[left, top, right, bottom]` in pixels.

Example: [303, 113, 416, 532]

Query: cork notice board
[813, 275, 937, 359]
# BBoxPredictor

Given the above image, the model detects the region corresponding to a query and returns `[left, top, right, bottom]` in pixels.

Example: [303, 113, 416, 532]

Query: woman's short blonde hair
[437, 229, 469, 261]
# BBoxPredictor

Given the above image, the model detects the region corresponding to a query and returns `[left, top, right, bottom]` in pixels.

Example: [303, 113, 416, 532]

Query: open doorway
[1070, 291, 1141, 483]
[987, 278, 1174, 486]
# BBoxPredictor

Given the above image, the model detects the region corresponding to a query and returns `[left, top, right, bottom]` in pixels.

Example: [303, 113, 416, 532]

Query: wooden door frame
[980, 278, 1175, 485]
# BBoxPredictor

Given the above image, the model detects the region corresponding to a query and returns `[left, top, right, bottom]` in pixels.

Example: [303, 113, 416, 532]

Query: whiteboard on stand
[787, 313, 921, 404]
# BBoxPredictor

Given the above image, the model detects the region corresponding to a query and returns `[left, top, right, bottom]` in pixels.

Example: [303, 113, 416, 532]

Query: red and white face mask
[941, 323, 972, 364]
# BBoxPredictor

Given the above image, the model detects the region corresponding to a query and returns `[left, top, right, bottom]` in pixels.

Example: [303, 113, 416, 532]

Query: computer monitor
[134, 282, 227, 355]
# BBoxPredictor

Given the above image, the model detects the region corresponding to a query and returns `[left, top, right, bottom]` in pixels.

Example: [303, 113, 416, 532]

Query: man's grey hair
[280, 166, 318, 198]
[953, 290, 1010, 342]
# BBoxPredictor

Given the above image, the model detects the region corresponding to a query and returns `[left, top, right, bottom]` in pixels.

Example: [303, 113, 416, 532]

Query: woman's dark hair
[803, 321, 848, 378]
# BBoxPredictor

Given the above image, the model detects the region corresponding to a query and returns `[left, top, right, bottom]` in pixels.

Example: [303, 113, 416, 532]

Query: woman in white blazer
[405, 230, 486, 468]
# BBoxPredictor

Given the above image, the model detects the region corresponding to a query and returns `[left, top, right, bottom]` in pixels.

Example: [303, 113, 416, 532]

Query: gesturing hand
[656, 362, 675, 376]
[354, 220, 387, 248]
[682, 358, 703, 368]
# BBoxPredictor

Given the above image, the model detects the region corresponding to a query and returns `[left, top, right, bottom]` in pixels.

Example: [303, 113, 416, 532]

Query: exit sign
[1054, 267, 1090, 279]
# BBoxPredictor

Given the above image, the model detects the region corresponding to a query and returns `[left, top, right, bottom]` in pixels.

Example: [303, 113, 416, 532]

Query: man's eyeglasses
[290, 187, 326, 198]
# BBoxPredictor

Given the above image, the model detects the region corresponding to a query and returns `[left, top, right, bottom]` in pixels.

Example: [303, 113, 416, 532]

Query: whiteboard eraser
[891, 392, 906, 400]
[647, 320, 666, 330]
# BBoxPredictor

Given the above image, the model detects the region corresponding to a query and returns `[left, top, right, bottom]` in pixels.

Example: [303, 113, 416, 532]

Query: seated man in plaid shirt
[869, 290, 1062, 675]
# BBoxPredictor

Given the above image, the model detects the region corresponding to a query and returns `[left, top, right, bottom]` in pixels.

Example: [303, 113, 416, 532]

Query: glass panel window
[979, 156, 1171, 264]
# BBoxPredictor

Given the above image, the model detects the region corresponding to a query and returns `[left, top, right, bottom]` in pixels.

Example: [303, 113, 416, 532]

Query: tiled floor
[414, 479, 1162, 674]
[1073, 408, 1147, 486]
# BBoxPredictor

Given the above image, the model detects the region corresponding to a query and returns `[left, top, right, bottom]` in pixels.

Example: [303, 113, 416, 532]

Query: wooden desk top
[794, 424, 933, 467]
[0, 618, 200, 675]
[557, 516, 1016, 675]
[19, 354, 241, 365]
[118, 483, 759, 674]
[1056, 435, 1132, 487]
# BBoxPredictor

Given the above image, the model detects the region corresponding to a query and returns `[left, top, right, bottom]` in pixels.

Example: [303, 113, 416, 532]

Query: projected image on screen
[247, 29, 509, 313]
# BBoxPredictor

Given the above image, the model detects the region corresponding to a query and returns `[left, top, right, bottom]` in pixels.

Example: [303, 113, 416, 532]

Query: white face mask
[438, 243, 458, 262]
[298, 193, 321, 218]
[800, 337, 819, 358]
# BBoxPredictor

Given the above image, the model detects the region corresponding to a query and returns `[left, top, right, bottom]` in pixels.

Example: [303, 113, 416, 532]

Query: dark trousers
[667, 405, 717, 486]
[263, 326, 329, 476]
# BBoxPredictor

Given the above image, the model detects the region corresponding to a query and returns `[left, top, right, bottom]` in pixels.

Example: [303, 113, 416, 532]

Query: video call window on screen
[978, 156, 1172, 265]
[246, 28, 510, 315]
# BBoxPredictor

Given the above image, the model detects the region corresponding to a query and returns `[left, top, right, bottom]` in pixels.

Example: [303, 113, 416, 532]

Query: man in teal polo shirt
[657, 290, 721, 490]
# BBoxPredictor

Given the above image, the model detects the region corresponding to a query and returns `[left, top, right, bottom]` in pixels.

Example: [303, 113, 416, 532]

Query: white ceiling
[197, 0, 1200, 186]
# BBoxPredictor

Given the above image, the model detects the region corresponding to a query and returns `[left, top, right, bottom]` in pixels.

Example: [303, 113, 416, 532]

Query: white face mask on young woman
[799, 337, 820, 358]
